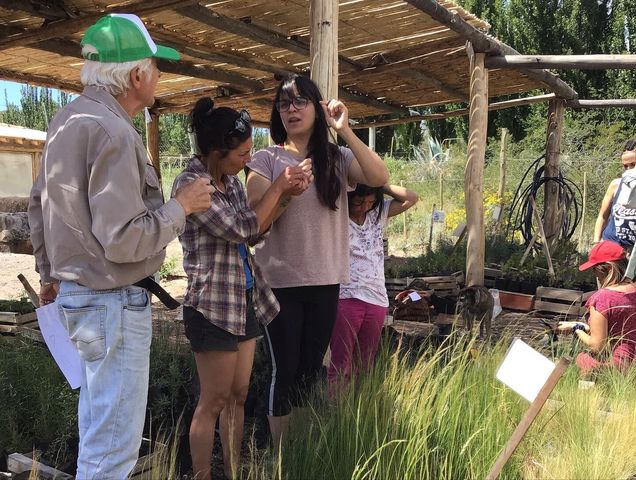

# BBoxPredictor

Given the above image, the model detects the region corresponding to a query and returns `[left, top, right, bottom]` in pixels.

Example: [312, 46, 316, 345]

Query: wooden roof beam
[341, 62, 467, 101]
[338, 88, 409, 115]
[353, 93, 556, 129]
[0, 67, 83, 93]
[28, 38, 264, 91]
[148, 28, 297, 77]
[404, 0, 578, 100]
[485, 54, 636, 70]
[0, 0, 75, 20]
[566, 99, 636, 109]
[0, 0, 200, 50]
[176, 4, 363, 73]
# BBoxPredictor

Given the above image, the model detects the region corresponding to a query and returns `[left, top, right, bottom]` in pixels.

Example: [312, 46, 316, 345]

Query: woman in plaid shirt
[171, 97, 312, 480]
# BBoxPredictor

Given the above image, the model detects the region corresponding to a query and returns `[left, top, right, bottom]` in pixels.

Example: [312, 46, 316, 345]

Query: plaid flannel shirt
[172, 157, 279, 335]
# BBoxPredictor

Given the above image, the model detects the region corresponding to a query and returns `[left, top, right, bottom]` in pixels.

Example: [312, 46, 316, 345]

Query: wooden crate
[130, 438, 168, 479]
[484, 267, 503, 288]
[0, 311, 38, 334]
[407, 275, 460, 297]
[534, 287, 587, 317]
[385, 277, 408, 307]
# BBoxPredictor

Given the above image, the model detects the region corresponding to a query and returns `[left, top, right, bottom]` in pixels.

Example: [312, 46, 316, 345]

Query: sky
[0, 80, 24, 109]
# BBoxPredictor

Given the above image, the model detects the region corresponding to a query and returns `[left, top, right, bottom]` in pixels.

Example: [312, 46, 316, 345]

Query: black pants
[263, 284, 339, 416]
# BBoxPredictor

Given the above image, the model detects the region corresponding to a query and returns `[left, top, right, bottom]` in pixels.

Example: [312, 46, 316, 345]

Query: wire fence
[157, 130, 623, 257]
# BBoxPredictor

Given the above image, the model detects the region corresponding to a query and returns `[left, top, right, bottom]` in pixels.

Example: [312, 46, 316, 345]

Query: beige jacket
[28, 86, 185, 289]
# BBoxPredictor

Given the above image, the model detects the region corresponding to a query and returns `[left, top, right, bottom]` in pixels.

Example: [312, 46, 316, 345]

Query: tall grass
[258, 334, 636, 480]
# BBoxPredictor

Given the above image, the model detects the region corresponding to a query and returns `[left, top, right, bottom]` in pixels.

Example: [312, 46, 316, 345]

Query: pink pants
[328, 298, 388, 391]
[576, 342, 635, 374]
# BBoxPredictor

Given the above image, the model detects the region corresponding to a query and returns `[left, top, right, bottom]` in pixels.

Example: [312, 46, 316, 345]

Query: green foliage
[147, 322, 197, 429]
[0, 298, 36, 314]
[0, 337, 78, 468]
[262, 339, 636, 480]
[253, 128, 270, 152]
[158, 256, 180, 280]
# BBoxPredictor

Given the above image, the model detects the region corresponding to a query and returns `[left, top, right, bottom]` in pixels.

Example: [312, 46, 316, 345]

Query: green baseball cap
[81, 13, 180, 63]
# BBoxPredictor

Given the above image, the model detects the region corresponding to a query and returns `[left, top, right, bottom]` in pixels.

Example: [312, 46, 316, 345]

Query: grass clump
[267, 334, 636, 480]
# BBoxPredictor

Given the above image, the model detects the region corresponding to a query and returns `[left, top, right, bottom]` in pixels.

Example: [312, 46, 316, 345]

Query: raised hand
[320, 99, 349, 132]
[274, 162, 312, 196]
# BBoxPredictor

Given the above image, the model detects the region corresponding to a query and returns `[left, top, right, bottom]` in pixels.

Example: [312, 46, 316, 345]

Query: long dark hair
[348, 184, 384, 223]
[270, 74, 342, 210]
[189, 97, 252, 157]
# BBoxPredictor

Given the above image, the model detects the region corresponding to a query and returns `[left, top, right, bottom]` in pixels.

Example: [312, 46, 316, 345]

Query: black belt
[133, 276, 180, 310]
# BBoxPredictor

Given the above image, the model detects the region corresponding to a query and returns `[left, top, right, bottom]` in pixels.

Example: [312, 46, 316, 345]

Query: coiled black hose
[506, 155, 582, 249]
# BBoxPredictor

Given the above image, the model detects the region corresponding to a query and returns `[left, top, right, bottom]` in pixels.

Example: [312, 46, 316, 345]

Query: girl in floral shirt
[328, 183, 418, 394]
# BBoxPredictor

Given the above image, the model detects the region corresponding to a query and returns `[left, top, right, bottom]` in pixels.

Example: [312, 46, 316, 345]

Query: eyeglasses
[275, 96, 309, 112]
[223, 109, 251, 146]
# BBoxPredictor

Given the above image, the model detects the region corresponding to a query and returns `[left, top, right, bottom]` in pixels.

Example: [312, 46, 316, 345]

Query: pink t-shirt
[585, 288, 636, 365]
[248, 145, 354, 288]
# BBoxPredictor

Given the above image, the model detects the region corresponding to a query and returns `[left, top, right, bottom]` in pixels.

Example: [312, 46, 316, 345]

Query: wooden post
[145, 109, 161, 180]
[530, 196, 555, 277]
[309, 0, 338, 104]
[439, 171, 444, 210]
[543, 98, 565, 248]
[369, 127, 376, 151]
[401, 181, 407, 238]
[578, 171, 587, 250]
[497, 128, 508, 224]
[465, 44, 488, 287]
[428, 203, 436, 252]
[485, 357, 571, 480]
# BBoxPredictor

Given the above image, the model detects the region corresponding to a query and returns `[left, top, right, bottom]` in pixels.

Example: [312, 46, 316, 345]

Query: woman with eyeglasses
[171, 97, 313, 480]
[558, 240, 636, 375]
[246, 74, 389, 447]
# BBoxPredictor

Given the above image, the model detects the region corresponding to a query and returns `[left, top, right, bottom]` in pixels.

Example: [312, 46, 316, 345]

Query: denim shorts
[183, 290, 261, 352]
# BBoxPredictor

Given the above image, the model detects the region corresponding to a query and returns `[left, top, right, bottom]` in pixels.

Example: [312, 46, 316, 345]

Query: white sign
[492, 205, 502, 221]
[495, 338, 555, 402]
[37, 303, 82, 389]
[432, 210, 446, 223]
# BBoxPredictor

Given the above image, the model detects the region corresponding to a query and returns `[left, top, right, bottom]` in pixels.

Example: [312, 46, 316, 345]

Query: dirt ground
[0, 239, 187, 301]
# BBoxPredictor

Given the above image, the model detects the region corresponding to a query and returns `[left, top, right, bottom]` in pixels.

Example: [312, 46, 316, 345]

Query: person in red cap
[558, 240, 636, 375]
[28, 13, 213, 479]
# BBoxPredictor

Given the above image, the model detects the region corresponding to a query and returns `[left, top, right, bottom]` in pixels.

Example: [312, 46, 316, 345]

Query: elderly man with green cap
[28, 13, 213, 478]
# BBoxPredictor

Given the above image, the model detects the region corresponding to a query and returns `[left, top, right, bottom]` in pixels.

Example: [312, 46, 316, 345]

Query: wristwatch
[572, 323, 587, 334]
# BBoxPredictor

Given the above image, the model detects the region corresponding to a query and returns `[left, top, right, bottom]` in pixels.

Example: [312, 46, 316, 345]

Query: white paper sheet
[408, 291, 422, 301]
[495, 338, 556, 402]
[36, 303, 82, 389]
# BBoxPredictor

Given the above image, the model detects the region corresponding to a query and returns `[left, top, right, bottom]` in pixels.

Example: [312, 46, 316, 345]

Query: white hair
[80, 45, 153, 96]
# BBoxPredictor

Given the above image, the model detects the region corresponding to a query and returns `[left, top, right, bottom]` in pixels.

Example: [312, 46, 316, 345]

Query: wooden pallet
[7, 438, 166, 480]
[7, 452, 73, 480]
[484, 267, 503, 288]
[407, 275, 460, 297]
[534, 287, 587, 317]
[0, 311, 38, 334]
[385, 277, 409, 307]
[130, 438, 167, 479]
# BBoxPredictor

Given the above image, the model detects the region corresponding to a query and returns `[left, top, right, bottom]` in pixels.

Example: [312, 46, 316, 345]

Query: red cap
[579, 240, 626, 271]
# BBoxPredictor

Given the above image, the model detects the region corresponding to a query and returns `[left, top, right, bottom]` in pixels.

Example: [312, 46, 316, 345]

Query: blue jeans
[57, 281, 152, 480]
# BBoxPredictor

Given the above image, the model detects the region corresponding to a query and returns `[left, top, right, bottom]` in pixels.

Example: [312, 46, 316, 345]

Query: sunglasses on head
[275, 96, 309, 112]
[223, 109, 251, 146]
